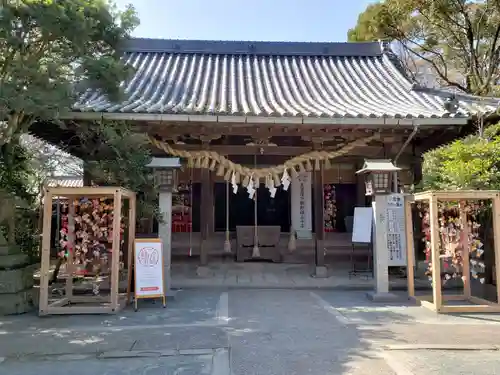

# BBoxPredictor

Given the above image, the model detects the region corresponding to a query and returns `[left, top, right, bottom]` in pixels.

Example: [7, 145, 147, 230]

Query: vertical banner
[291, 172, 312, 236]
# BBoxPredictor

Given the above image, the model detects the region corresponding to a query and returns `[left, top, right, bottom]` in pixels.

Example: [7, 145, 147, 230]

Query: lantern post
[356, 159, 402, 302]
[147, 157, 181, 297]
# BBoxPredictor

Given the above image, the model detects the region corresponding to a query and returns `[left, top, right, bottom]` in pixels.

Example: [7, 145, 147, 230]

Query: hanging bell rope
[148, 134, 378, 184]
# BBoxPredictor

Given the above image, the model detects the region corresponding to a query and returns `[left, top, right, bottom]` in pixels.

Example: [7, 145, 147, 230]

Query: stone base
[0, 288, 35, 315]
[313, 266, 328, 278]
[0, 253, 28, 269]
[32, 285, 40, 308]
[166, 288, 180, 299]
[366, 291, 400, 302]
[196, 266, 212, 277]
[0, 265, 35, 294]
[0, 244, 21, 256]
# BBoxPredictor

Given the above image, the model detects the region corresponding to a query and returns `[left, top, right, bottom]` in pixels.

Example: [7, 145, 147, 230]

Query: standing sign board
[133, 238, 166, 311]
[291, 172, 312, 239]
[384, 194, 407, 267]
[349, 207, 374, 277]
[352, 207, 373, 244]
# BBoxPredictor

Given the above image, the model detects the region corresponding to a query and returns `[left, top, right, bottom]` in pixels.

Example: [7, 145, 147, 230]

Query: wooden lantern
[405, 190, 500, 313]
[39, 187, 136, 315]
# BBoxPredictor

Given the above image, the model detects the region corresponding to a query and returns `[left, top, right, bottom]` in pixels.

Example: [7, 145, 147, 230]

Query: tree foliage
[0, 139, 40, 258]
[422, 123, 500, 190]
[68, 121, 160, 222]
[0, 0, 138, 143]
[348, 0, 500, 95]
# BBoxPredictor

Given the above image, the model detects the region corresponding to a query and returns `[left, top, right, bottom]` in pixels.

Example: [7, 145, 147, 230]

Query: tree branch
[402, 38, 469, 92]
[458, 0, 483, 87]
[480, 17, 500, 93]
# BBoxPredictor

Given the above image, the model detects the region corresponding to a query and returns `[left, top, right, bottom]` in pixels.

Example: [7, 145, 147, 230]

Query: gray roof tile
[46, 177, 83, 188]
[73, 39, 498, 119]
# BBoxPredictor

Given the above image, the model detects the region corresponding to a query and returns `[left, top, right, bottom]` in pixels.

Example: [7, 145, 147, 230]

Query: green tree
[74, 120, 159, 221]
[0, 0, 139, 143]
[0, 139, 40, 259]
[422, 123, 500, 190]
[0, 1, 157, 258]
[421, 123, 500, 284]
[423, 137, 500, 190]
[348, 0, 500, 95]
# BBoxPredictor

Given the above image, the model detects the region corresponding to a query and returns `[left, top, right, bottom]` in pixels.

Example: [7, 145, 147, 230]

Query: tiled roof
[46, 177, 83, 188]
[73, 39, 498, 119]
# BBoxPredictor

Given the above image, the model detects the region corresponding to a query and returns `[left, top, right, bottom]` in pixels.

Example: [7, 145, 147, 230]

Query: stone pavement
[171, 261, 432, 290]
[2, 289, 500, 374]
[0, 290, 229, 375]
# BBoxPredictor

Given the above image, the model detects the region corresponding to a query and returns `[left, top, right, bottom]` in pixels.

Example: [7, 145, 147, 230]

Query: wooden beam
[146, 123, 386, 138]
[152, 143, 402, 157]
[168, 144, 312, 155]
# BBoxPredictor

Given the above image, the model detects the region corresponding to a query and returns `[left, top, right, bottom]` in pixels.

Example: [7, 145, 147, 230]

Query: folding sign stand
[133, 238, 166, 311]
[349, 207, 373, 278]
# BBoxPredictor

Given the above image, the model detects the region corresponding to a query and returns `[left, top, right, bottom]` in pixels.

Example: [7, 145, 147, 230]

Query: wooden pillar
[355, 160, 366, 206]
[39, 189, 53, 316]
[110, 189, 122, 311]
[200, 167, 210, 266]
[312, 140, 326, 275]
[199, 138, 214, 267]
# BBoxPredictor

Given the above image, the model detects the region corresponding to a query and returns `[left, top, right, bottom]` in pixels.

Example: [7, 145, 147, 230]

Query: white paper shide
[134, 240, 164, 298]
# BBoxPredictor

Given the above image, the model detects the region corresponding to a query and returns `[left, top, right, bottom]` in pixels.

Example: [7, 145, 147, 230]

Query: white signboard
[352, 207, 373, 243]
[291, 172, 312, 235]
[385, 194, 407, 267]
[134, 238, 165, 298]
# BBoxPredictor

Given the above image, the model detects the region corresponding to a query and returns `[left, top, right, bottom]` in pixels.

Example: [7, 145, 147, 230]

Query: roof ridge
[121, 38, 384, 57]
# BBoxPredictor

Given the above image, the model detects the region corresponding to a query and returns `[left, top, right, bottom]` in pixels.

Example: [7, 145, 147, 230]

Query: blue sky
[114, 0, 376, 42]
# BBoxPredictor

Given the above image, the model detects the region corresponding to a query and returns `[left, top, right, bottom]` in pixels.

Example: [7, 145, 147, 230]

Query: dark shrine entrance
[214, 183, 290, 232]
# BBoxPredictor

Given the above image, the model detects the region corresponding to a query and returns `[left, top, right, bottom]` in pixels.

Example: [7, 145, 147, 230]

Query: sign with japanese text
[291, 172, 312, 235]
[384, 194, 407, 267]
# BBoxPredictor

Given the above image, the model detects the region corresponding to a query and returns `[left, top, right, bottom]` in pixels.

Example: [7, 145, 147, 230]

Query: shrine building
[33, 38, 497, 268]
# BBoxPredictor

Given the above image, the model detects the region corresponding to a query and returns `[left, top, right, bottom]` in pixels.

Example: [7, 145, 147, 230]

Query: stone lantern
[151, 162, 180, 192]
[146, 157, 181, 296]
[356, 159, 402, 303]
[356, 159, 401, 195]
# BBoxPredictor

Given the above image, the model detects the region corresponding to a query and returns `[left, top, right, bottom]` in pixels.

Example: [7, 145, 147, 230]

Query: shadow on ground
[0, 290, 226, 359]
[224, 289, 409, 375]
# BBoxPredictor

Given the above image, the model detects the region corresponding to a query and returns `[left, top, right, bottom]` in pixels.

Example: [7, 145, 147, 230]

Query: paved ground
[2, 289, 500, 374]
[171, 262, 433, 290]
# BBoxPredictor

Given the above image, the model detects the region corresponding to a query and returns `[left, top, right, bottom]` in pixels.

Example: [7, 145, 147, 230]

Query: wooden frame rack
[405, 190, 500, 313]
[39, 187, 136, 315]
